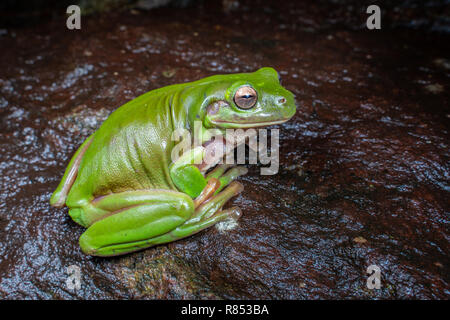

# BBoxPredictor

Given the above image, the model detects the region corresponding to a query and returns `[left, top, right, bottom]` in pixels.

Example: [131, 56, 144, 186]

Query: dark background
[0, 0, 448, 299]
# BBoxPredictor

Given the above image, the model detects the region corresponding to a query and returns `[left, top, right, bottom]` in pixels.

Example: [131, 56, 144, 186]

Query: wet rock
[425, 83, 444, 94]
[119, 247, 220, 299]
[353, 237, 368, 244]
[0, 0, 448, 299]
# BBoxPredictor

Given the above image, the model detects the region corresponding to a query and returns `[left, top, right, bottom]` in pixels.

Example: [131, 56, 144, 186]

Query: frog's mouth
[209, 118, 290, 128]
[204, 100, 295, 129]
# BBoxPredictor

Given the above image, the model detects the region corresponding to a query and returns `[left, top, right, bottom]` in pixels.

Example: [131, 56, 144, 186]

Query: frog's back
[66, 89, 185, 206]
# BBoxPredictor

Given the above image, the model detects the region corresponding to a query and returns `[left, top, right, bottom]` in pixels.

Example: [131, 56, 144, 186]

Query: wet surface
[0, 0, 449, 299]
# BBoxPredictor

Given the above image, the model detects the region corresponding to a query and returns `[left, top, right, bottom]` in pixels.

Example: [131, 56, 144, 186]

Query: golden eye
[234, 86, 257, 109]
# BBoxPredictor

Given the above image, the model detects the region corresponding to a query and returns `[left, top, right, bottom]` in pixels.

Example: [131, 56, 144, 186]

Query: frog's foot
[193, 165, 247, 208]
[191, 180, 244, 223]
[193, 177, 220, 208]
[165, 181, 244, 241]
[206, 164, 248, 195]
[169, 206, 242, 241]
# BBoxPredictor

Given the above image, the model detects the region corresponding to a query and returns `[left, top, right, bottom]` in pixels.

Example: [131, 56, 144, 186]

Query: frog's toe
[194, 177, 221, 208]
[215, 166, 247, 194]
[169, 206, 243, 240]
[221, 166, 248, 181]
[79, 234, 97, 256]
[220, 206, 242, 221]
[192, 181, 244, 221]
[206, 164, 233, 179]
[205, 163, 246, 190]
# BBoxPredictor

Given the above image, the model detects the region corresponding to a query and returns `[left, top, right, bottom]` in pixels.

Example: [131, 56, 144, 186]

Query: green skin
[50, 67, 296, 257]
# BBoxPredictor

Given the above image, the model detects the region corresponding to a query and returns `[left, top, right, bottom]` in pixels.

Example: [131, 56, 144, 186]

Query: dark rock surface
[0, 0, 448, 299]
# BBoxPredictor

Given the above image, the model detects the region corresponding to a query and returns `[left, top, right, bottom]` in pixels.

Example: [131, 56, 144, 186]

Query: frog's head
[193, 67, 296, 131]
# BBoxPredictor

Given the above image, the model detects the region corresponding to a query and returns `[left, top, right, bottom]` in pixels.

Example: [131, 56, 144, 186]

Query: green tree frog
[50, 67, 296, 257]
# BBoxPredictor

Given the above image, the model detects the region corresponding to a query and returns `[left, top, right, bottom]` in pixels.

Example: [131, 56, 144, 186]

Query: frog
[50, 67, 296, 257]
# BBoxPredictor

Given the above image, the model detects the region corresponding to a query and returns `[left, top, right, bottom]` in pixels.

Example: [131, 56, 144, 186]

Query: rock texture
[0, 0, 448, 299]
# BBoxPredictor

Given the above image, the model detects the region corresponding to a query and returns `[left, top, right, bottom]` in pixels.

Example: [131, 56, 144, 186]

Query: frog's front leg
[169, 146, 248, 199]
[169, 146, 207, 198]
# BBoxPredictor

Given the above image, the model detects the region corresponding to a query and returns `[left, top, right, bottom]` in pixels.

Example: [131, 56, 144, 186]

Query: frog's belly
[66, 134, 176, 205]
[89, 150, 173, 196]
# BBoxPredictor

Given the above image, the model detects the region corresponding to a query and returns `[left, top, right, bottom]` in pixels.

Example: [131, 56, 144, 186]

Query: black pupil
[242, 95, 253, 99]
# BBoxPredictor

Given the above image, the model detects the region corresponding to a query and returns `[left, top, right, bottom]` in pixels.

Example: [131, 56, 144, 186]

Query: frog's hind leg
[50, 134, 94, 208]
[78, 189, 194, 257]
[103, 181, 245, 256]
[190, 181, 244, 222]
[80, 182, 244, 257]
[155, 181, 244, 242]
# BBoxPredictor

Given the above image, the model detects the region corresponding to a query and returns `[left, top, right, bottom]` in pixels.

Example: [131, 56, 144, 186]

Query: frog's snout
[277, 95, 297, 121]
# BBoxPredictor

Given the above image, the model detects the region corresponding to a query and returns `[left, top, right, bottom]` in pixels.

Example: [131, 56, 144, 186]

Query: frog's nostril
[207, 102, 220, 115]
[278, 98, 286, 104]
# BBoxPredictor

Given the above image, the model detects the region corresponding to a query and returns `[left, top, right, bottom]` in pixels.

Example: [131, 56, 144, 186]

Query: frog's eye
[234, 86, 258, 109]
